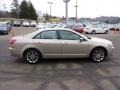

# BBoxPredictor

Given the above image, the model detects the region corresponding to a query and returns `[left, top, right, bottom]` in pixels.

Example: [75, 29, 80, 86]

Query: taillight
[9, 39, 16, 45]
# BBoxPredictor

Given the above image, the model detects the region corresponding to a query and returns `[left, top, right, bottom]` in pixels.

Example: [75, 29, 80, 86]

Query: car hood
[90, 37, 112, 44]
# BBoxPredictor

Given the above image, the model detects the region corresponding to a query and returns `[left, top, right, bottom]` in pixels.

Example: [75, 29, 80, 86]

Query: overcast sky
[0, 0, 120, 18]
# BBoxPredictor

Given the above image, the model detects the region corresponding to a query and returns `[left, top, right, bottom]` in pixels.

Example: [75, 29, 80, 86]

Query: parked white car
[84, 25, 109, 34]
[54, 24, 68, 28]
[30, 21, 37, 27]
[36, 23, 51, 29]
[23, 21, 30, 27]
[13, 21, 21, 27]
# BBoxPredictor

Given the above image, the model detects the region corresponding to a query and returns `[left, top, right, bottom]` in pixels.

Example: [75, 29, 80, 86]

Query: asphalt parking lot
[0, 27, 120, 90]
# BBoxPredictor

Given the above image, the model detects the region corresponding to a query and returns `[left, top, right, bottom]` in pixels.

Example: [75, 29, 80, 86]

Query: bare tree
[11, 0, 19, 18]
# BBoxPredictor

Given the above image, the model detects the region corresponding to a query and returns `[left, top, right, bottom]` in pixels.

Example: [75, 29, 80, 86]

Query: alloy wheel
[91, 48, 106, 62]
[24, 49, 41, 64]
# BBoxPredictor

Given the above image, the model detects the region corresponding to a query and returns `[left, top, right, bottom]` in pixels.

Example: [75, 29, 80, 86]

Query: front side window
[33, 30, 57, 39]
[59, 30, 80, 40]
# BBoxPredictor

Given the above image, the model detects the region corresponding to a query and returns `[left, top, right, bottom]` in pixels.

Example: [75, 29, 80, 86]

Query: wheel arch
[23, 48, 42, 58]
[89, 46, 108, 57]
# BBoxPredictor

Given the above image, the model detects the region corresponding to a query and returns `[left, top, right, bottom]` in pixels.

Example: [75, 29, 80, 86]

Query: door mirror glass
[80, 38, 85, 42]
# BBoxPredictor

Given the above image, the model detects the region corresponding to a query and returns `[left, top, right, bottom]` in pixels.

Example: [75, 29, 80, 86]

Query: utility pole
[3, 4, 6, 18]
[74, 0, 79, 21]
[63, 0, 70, 25]
[48, 2, 53, 17]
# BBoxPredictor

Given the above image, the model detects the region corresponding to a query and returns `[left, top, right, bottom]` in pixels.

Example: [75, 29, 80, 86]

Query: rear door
[33, 30, 62, 58]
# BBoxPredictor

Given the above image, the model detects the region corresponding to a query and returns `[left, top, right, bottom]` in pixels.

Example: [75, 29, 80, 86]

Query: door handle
[64, 42, 68, 44]
[35, 42, 41, 45]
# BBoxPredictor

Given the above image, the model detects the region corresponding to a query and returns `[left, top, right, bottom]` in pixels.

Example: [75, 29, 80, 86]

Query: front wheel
[105, 30, 109, 34]
[23, 49, 42, 64]
[90, 48, 106, 62]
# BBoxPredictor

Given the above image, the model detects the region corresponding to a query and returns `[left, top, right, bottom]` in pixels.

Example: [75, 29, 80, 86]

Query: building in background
[37, 11, 45, 22]
[0, 10, 11, 18]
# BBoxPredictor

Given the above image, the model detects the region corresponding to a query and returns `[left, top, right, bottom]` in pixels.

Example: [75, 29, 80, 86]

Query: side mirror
[79, 38, 84, 42]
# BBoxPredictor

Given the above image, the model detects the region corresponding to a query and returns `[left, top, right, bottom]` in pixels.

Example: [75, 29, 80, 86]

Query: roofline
[41, 28, 71, 31]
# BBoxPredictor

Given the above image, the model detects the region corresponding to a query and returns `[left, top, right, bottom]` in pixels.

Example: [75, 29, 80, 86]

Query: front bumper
[0, 30, 8, 33]
[107, 46, 115, 56]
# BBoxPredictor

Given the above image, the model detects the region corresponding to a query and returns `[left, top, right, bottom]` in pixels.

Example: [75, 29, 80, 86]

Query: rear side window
[33, 31, 57, 39]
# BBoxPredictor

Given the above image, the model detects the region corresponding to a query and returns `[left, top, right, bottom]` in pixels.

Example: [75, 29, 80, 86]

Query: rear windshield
[0, 23, 6, 26]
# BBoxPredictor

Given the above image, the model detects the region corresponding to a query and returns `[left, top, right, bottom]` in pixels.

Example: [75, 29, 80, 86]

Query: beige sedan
[9, 28, 114, 64]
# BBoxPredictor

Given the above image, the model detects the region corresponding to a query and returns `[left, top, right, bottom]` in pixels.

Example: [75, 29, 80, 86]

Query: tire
[105, 30, 109, 34]
[91, 30, 96, 34]
[5, 31, 9, 35]
[90, 48, 106, 62]
[23, 49, 42, 64]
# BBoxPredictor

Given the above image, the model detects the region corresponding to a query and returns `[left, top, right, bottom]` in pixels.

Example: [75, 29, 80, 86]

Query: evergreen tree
[19, 0, 37, 20]
[19, 0, 29, 19]
[28, 1, 37, 20]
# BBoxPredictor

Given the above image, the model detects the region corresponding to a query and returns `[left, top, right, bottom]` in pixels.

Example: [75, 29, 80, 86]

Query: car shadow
[42, 58, 90, 64]
[15, 58, 109, 65]
[0, 33, 8, 35]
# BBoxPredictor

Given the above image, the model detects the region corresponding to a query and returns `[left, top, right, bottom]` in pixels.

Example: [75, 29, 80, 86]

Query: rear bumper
[9, 47, 21, 57]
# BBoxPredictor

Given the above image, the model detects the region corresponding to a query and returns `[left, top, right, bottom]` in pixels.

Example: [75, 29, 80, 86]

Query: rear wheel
[23, 49, 42, 64]
[90, 48, 106, 62]
[91, 30, 96, 34]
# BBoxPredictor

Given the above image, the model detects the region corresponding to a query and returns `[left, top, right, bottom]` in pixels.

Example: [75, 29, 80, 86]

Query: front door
[59, 30, 89, 58]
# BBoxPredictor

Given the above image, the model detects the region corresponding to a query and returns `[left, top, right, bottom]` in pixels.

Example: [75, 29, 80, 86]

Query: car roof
[42, 28, 71, 31]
